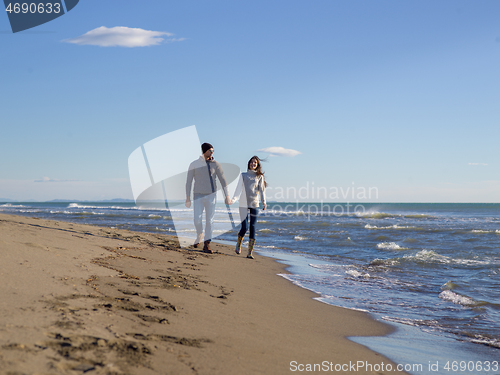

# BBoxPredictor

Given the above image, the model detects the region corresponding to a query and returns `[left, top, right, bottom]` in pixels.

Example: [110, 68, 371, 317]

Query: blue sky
[1, 0, 499, 202]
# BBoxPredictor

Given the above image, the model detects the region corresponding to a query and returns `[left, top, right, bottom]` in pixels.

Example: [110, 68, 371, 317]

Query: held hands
[225, 196, 233, 205]
[263, 203, 267, 211]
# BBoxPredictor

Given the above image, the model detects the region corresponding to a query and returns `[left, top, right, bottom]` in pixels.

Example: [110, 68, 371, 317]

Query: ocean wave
[67, 203, 139, 210]
[410, 249, 450, 263]
[471, 229, 493, 234]
[453, 257, 495, 266]
[441, 281, 459, 291]
[403, 238, 418, 243]
[308, 264, 343, 276]
[259, 229, 274, 233]
[294, 235, 306, 240]
[381, 316, 440, 328]
[438, 290, 485, 307]
[369, 258, 400, 267]
[258, 244, 279, 249]
[355, 211, 401, 219]
[172, 228, 197, 233]
[214, 209, 239, 214]
[468, 335, 500, 349]
[148, 214, 167, 219]
[404, 214, 436, 219]
[365, 224, 418, 230]
[376, 242, 407, 250]
[49, 210, 104, 216]
[212, 229, 228, 234]
[370, 250, 448, 267]
[346, 269, 370, 278]
[368, 249, 494, 269]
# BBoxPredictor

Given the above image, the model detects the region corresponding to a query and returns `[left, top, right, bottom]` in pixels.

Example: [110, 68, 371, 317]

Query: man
[185, 143, 232, 253]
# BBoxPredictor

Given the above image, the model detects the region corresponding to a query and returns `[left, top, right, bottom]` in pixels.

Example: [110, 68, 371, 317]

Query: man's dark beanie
[201, 143, 213, 154]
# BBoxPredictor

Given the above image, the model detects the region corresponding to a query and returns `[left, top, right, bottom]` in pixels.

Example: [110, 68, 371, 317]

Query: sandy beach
[0, 213, 407, 375]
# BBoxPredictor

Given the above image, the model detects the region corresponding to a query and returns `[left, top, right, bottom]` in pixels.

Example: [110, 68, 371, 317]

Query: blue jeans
[238, 207, 258, 240]
[193, 193, 216, 242]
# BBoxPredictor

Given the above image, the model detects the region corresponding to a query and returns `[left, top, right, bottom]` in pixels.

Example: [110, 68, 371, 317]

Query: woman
[232, 156, 267, 259]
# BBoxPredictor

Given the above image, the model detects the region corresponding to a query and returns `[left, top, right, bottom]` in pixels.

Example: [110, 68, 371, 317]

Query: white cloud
[63, 26, 185, 47]
[256, 146, 302, 157]
[468, 163, 488, 166]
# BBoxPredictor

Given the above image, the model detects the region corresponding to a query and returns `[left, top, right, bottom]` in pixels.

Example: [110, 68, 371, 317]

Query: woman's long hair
[248, 156, 268, 187]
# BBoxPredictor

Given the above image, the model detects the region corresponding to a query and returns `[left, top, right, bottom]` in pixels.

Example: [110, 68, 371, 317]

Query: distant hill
[46, 198, 134, 203]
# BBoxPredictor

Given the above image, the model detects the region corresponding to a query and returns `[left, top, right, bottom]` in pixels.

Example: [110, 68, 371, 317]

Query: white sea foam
[370, 250, 454, 267]
[438, 290, 480, 307]
[452, 257, 494, 266]
[376, 242, 407, 250]
[408, 250, 451, 263]
[259, 229, 274, 233]
[469, 335, 500, 348]
[471, 229, 491, 234]
[381, 316, 440, 327]
[49, 210, 104, 215]
[410, 251, 495, 266]
[258, 244, 278, 249]
[365, 224, 416, 230]
[346, 269, 370, 278]
[212, 229, 228, 234]
[294, 235, 306, 240]
[68, 203, 140, 210]
[369, 258, 400, 266]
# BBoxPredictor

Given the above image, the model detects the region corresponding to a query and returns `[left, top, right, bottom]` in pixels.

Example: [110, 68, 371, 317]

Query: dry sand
[0, 213, 407, 374]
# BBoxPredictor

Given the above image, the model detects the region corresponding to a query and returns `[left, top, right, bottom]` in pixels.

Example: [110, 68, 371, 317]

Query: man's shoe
[203, 241, 213, 254]
[194, 233, 204, 248]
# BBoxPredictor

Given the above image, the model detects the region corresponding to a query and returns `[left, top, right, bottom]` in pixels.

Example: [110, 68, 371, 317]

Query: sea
[1, 201, 499, 374]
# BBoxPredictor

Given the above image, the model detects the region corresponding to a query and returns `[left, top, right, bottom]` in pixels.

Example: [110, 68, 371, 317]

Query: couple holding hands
[185, 142, 267, 258]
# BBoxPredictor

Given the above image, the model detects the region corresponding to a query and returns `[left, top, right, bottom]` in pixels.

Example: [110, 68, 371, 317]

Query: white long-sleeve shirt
[232, 170, 266, 209]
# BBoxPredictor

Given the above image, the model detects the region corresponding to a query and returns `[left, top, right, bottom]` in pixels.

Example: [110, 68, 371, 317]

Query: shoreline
[0, 213, 407, 374]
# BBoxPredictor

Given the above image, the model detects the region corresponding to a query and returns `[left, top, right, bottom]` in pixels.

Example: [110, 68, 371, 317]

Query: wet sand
[0, 213, 407, 374]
